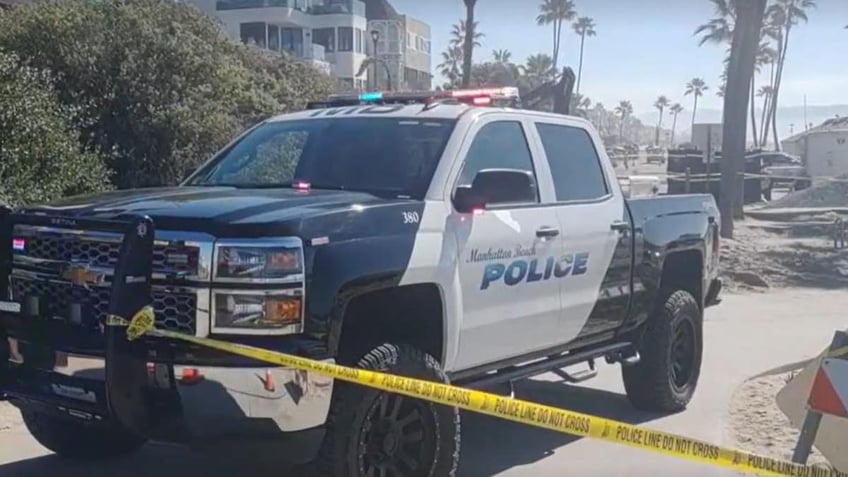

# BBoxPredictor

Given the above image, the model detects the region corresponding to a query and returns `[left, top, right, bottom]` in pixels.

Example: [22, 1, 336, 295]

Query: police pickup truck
[0, 87, 721, 476]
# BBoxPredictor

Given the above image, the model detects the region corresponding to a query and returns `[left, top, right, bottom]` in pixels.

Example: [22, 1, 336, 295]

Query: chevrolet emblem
[62, 265, 104, 287]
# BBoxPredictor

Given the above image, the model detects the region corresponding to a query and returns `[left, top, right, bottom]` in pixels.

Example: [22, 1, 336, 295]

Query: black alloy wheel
[358, 392, 438, 476]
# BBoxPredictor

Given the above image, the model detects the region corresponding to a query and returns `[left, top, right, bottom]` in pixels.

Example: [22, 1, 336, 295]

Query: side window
[456, 121, 539, 204]
[535, 123, 609, 202]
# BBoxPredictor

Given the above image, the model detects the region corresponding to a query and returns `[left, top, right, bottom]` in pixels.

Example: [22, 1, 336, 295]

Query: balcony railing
[309, 0, 364, 16]
[217, 0, 309, 11]
[217, 0, 364, 15]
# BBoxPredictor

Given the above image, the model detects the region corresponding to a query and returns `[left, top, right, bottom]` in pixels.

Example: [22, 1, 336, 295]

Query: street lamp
[370, 29, 380, 90]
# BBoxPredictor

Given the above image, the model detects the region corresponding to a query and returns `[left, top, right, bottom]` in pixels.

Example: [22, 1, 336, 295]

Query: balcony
[217, 0, 365, 16]
[309, 0, 365, 16]
[217, 0, 309, 11]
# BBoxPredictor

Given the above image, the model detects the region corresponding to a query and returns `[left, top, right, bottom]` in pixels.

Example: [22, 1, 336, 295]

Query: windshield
[187, 117, 457, 200]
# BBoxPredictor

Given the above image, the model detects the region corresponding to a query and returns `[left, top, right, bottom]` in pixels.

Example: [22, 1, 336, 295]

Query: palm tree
[757, 85, 773, 146]
[521, 53, 557, 87]
[614, 100, 633, 143]
[572, 16, 596, 96]
[450, 20, 484, 49]
[572, 93, 592, 117]
[696, 0, 781, 149]
[694, 0, 736, 46]
[670, 103, 684, 145]
[685, 78, 708, 133]
[493, 49, 512, 63]
[438, 46, 464, 88]
[536, 0, 577, 69]
[765, 0, 816, 150]
[654, 95, 670, 145]
[451, 0, 483, 88]
[593, 102, 607, 135]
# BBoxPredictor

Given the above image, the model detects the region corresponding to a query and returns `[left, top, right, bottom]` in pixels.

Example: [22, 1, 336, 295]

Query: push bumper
[0, 210, 333, 445]
[2, 352, 334, 439]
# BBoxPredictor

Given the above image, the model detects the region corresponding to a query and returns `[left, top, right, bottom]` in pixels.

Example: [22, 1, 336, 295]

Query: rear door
[449, 117, 566, 371]
[529, 119, 634, 342]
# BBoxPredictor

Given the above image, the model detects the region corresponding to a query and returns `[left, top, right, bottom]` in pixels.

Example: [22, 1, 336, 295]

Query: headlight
[214, 240, 303, 282]
[212, 290, 303, 334]
[211, 238, 305, 335]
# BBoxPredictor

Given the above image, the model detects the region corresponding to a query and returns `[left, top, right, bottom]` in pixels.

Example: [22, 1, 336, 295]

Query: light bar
[310, 86, 521, 110]
[451, 87, 520, 99]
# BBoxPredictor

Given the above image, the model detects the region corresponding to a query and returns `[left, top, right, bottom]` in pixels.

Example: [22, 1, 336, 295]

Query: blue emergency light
[358, 92, 383, 102]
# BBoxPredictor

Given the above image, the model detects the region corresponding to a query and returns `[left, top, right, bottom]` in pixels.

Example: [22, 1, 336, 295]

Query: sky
[389, 0, 848, 118]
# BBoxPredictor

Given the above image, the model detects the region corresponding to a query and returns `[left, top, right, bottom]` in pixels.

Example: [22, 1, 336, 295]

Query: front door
[530, 120, 634, 342]
[450, 118, 564, 371]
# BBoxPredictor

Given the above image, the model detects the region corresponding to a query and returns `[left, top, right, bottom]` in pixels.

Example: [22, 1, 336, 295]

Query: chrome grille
[20, 234, 199, 275]
[9, 225, 209, 336]
[11, 278, 197, 334]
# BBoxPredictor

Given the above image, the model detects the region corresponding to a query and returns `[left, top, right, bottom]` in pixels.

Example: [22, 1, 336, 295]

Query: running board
[550, 361, 597, 383]
[456, 342, 636, 390]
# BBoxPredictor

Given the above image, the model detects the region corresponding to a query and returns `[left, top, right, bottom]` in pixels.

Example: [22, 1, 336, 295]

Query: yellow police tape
[107, 307, 845, 477]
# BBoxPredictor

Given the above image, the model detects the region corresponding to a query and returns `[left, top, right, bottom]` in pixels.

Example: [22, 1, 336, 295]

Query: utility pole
[720, 0, 768, 239]
[804, 94, 809, 131]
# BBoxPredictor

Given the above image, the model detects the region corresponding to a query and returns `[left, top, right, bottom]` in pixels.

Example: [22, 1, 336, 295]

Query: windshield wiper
[196, 182, 295, 189]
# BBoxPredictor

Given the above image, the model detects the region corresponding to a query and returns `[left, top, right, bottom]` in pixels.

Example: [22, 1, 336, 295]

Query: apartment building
[209, 0, 370, 90]
[198, 0, 430, 92]
[367, 13, 431, 91]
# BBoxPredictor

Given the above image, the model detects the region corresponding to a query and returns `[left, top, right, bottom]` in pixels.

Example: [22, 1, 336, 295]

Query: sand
[728, 373, 833, 472]
[719, 215, 848, 292]
[763, 178, 848, 210]
[0, 402, 19, 433]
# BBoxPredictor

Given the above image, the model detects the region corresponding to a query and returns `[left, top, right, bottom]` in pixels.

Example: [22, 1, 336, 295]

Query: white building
[208, 0, 370, 91]
[367, 11, 432, 91]
[781, 117, 848, 178]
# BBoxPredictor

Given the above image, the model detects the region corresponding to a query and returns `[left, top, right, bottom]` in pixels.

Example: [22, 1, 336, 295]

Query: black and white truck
[0, 87, 721, 476]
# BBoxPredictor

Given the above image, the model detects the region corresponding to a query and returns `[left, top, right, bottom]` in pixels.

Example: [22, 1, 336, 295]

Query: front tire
[21, 410, 146, 460]
[313, 343, 460, 477]
[622, 290, 703, 412]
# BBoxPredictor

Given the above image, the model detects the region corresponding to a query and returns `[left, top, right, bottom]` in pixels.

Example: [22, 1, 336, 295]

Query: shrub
[0, 0, 334, 190]
[0, 52, 109, 206]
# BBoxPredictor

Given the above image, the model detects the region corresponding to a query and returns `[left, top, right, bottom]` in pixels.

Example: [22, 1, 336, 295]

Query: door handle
[610, 221, 630, 233]
[536, 226, 560, 238]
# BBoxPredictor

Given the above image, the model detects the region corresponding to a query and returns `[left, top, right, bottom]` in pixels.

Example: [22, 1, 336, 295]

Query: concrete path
[0, 288, 844, 476]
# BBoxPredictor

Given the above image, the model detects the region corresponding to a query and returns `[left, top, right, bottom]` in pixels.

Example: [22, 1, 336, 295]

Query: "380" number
[402, 211, 420, 224]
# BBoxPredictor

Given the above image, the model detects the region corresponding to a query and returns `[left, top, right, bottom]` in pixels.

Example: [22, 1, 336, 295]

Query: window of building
[281, 28, 303, 56]
[313, 27, 335, 53]
[456, 121, 539, 205]
[337, 77, 355, 91]
[535, 123, 609, 202]
[240, 22, 266, 48]
[267, 24, 280, 51]
[354, 28, 364, 54]
[387, 24, 400, 54]
[338, 27, 353, 52]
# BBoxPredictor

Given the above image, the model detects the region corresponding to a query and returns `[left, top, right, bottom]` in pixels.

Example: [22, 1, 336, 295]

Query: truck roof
[267, 102, 477, 122]
[266, 86, 592, 126]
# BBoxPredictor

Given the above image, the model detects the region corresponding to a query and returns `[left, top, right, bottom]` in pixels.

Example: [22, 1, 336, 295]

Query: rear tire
[622, 290, 703, 412]
[312, 343, 460, 477]
[21, 410, 145, 460]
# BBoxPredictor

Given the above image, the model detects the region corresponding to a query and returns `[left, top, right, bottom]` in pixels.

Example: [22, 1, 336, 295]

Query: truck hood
[18, 186, 397, 236]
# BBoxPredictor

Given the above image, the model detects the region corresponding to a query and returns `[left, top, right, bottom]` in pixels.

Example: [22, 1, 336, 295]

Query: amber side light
[264, 297, 302, 325]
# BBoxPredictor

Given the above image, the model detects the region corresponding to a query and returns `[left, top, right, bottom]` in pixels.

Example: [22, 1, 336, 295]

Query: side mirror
[453, 168, 536, 213]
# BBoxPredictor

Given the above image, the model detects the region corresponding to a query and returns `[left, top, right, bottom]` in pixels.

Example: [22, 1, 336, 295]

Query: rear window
[188, 117, 456, 199]
[534, 123, 609, 202]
